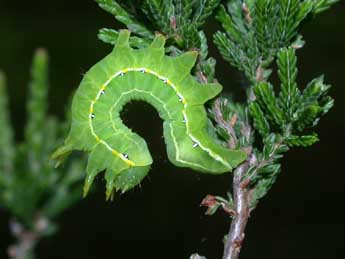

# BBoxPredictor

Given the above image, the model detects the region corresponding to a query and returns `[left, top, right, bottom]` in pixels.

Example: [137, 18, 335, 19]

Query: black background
[0, 1, 344, 259]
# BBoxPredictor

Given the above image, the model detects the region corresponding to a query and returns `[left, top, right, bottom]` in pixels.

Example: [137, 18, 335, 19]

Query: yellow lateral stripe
[111, 149, 120, 156]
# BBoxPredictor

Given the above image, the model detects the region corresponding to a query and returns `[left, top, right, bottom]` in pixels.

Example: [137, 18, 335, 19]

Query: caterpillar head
[80, 133, 153, 199]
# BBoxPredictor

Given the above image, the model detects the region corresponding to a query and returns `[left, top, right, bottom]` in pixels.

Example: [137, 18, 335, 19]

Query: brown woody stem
[222, 161, 251, 259]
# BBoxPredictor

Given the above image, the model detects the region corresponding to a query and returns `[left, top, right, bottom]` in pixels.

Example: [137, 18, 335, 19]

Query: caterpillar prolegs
[53, 30, 247, 199]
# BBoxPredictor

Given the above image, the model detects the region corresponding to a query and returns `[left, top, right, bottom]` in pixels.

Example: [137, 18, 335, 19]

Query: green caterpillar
[53, 30, 246, 199]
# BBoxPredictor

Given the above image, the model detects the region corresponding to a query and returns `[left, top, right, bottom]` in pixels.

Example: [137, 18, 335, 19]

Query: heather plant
[0, 50, 85, 259]
[0, 1, 339, 259]
[53, 0, 338, 258]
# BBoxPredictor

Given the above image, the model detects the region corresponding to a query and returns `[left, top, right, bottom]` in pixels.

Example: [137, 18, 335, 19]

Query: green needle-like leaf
[294, 75, 333, 131]
[0, 72, 15, 177]
[96, 0, 154, 39]
[285, 133, 319, 147]
[24, 49, 49, 172]
[198, 31, 208, 59]
[249, 102, 270, 137]
[142, 0, 175, 34]
[216, 5, 241, 43]
[254, 82, 285, 127]
[254, 0, 279, 57]
[193, 0, 221, 27]
[312, 0, 340, 14]
[277, 47, 300, 119]
[277, 0, 313, 46]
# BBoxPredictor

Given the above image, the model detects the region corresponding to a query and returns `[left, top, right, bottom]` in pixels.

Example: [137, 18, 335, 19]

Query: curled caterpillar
[52, 30, 247, 199]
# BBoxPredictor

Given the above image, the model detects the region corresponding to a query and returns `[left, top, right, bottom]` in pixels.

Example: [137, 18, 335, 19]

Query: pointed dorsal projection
[52, 30, 246, 198]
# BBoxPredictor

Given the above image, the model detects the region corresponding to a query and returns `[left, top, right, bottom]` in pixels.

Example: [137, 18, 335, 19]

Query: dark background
[0, 1, 344, 259]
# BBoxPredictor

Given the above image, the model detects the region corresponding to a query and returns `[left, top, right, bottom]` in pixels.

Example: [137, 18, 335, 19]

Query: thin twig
[222, 117, 254, 259]
[242, 3, 253, 24]
[8, 216, 50, 259]
[213, 98, 238, 149]
[8, 220, 38, 259]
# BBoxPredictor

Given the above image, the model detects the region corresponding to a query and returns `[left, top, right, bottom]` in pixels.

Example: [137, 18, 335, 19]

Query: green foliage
[96, 0, 154, 39]
[211, 0, 337, 212]
[245, 47, 333, 205]
[250, 47, 333, 143]
[214, 3, 261, 82]
[248, 133, 289, 207]
[285, 133, 319, 147]
[213, 0, 338, 84]
[249, 102, 270, 137]
[253, 82, 285, 127]
[0, 72, 15, 178]
[294, 75, 333, 131]
[311, 0, 340, 14]
[0, 50, 85, 229]
[96, 0, 220, 53]
[142, 0, 175, 35]
[25, 49, 50, 174]
[277, 47, 300, 117]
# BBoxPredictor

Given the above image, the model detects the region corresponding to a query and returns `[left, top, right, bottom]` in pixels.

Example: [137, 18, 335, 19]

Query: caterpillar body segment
[53, 30, 247, 198]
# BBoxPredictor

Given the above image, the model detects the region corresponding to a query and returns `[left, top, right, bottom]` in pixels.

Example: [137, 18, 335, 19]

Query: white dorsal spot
[192, 142, 199, 148]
